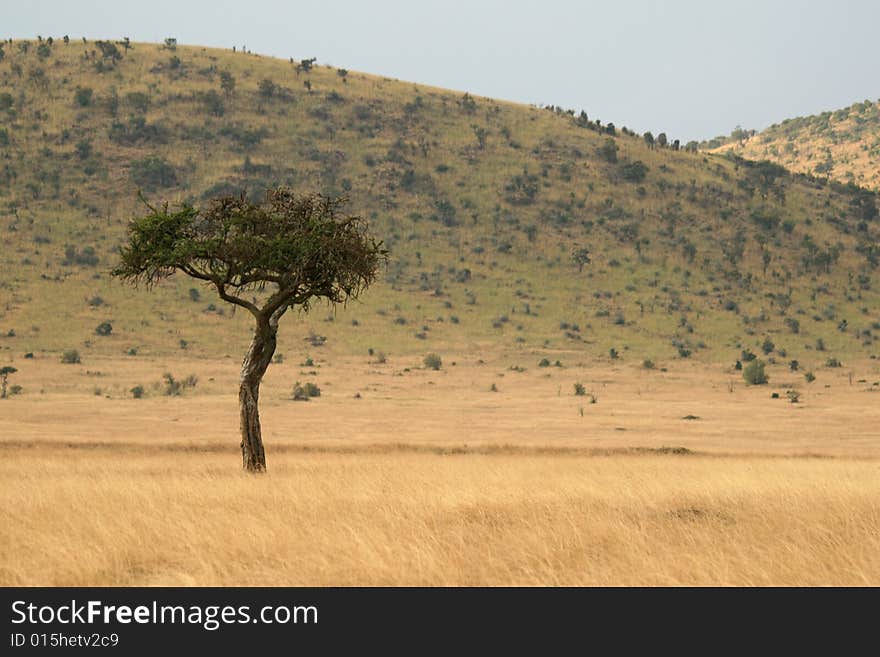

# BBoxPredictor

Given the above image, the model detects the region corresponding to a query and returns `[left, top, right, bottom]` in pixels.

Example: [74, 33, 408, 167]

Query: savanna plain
[2, 350, 879, 586]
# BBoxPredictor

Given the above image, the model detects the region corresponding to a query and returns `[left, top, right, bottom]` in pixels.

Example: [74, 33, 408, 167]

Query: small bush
[538, 358, 551, 367]
[642, 359, 655, 369]
[74, 86, 93, 107]
[786, 390, 801, 404]
[804, 371, 816, 383]
[743, 359, 768, 385]
[573, 382, 586, 396]
[292, 381, 321, 401]
[8, 385, 22, 396]
[423, 353, 442, 370]
[61, 349, 81, 364]
[162, 373, 197, 396]
[130, 156, 178, 191]
[95, 321, 113, 336]
[825, 357, 842, 368]
[130, 385, 144, 399]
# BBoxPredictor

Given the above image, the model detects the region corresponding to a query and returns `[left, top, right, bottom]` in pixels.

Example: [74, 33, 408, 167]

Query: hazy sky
[5, 0, 879, 141]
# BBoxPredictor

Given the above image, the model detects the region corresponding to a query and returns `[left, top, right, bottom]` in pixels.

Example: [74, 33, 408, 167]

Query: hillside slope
[1, 38, 879, 369]
[708, 100, 880, 190]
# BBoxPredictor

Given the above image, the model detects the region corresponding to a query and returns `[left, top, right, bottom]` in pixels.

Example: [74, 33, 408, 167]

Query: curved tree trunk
[239, 320, 277, 473]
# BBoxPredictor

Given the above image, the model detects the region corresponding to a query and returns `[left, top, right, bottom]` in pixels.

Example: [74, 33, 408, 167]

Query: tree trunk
[239, 320, 277, 473]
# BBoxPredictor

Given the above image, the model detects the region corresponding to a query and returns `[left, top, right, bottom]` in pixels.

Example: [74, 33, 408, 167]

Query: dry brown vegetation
[2, 353, 879, 586]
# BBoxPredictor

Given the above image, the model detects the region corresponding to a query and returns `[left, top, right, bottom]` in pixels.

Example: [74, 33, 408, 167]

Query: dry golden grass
[2, 449, 878, 586]
[2, 354, 879, 586]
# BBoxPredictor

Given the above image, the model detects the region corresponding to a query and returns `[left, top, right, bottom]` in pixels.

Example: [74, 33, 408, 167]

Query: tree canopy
[113, 189, 387, 321]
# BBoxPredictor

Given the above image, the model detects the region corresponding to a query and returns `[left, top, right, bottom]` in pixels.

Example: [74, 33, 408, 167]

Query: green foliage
[423, 353, 442, 370]
[130, 156, 178, 190]
[109, 116, 168, 145]
[63, 245, 99, 267]
[113, 189, 386, 322]
[95, 321, 113, 336]
[503, 170, 539, 205]
[258, 78, 278, 99]
[743, 359, 768, 385]
[597, 138, 618, 163]
[61, 349, 81, 364]
[292, 381, 321, 400]
[620, 161, 648, 183]
[573, 382, 586, 396]
[130, 385, 145, 399]
[219, 71, 236, 95]
[74, 86, 93, 107]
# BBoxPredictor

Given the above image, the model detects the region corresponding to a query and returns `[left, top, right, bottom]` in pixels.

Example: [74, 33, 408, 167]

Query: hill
[706, 99, 880, 190]
[0, 37, 879, 369]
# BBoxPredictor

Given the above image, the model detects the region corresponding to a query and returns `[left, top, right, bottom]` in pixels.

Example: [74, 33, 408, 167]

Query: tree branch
[215, 283, 261, 317]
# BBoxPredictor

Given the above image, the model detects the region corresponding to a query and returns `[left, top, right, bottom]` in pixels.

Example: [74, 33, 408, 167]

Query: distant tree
[164, 37, 177, 51]
[130, 156, 178, 191]
[597, 137, 619, 163]
[575, 110, 590, 128]
[671, 139, 680, 151]
[572, 247, 591, 272]
[74, 86, 93, 107]
[0, 366, 16, 399]
[296, 57, 316, 73]
[74, 138, 92, 160]
[472, 124, 488, 150]
[643, 132, 655, 149]
[459, 92, 477, 114]
[219, 70, 236, 95]
[125, 91, 151, 113]
[94, 40, 122, 63]
[200, 90, 225, 116]
[620, 161, 648, 183]
[258, 78, 277, 99]
[112, 189, 386, 472]
[337, 68, 348, 82]
[657, 132, 668, 148]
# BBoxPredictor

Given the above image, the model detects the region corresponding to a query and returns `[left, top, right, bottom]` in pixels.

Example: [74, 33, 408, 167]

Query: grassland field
[2, 347, 879, 586]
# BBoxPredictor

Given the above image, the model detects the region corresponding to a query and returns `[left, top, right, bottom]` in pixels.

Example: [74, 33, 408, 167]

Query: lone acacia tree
[112, 189, 386, 472]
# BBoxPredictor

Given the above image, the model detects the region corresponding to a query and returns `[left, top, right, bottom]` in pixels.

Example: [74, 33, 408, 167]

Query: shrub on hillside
[423, 353, 442, 370]
[743, 359, 768, 385]
[130, 156, 178, 190]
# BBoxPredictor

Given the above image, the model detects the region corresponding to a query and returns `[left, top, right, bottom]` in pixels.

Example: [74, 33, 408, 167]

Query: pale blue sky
[5, 0, 879, 141]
